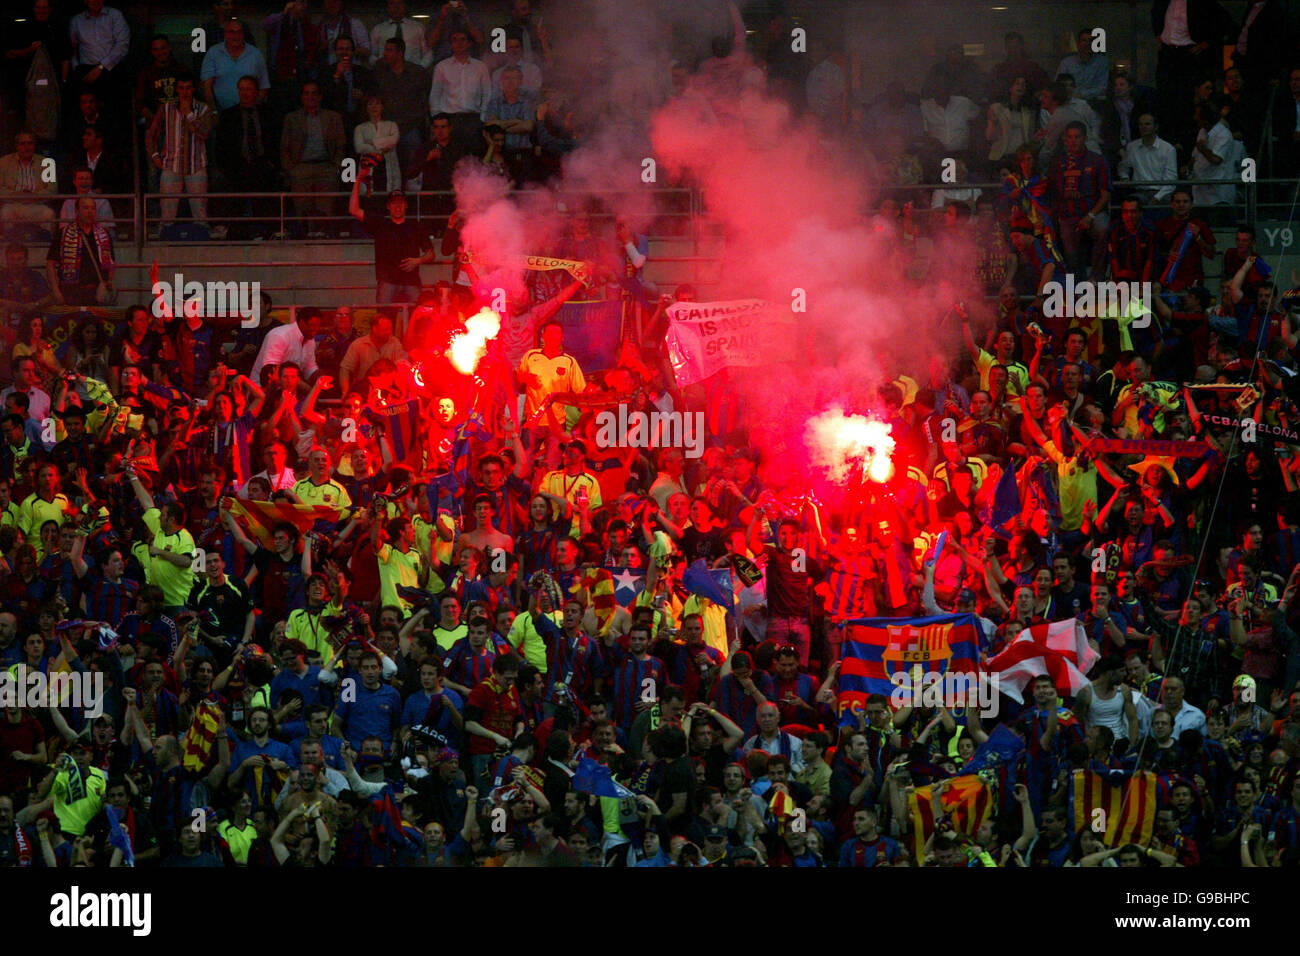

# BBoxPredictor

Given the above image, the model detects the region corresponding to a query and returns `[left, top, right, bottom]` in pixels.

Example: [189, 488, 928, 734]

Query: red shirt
[465, 674, 521, 756]
[1154, 216, 1214, 290]
[0, 716, 45, 793]
[348, 536, 381, 605]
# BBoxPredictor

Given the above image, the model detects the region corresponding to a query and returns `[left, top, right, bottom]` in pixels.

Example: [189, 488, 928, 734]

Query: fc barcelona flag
[1072, 770, 1157, 847]
[225, 498, 349, 549]
[838, 614, 982, 719]
[908, 774, 993, 864]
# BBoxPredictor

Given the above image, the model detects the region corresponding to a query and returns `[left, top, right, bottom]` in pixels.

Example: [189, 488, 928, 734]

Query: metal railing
[882, 178, 1262, 224]
[0, 192, 142, 240]
[134, 186, 701, 244]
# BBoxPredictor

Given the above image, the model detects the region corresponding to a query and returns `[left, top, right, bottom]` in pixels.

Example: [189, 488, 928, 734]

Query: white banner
[664, 299, 792, 386]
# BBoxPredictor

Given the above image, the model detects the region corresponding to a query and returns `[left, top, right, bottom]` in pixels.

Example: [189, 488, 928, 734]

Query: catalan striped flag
[838, 615, 982, 719]
[181, 700, 224, 773]
[1072, 770, 1158, 847]
[225, 498, 349, 549]
[365, 400, 422, 463]
[575, 567, 617, 636]
[908, 774, 994, 864]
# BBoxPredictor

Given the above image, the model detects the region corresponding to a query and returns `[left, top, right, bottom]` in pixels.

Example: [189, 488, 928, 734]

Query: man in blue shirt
[271, 640, 328, 710]
[335, 651, 402, 752]
[401, 658, 463, 743]
[285, 704, 346, 770]
[227, 707, 296, 808]
[200, 19, 270, 111]
[839, 807, 902, 867]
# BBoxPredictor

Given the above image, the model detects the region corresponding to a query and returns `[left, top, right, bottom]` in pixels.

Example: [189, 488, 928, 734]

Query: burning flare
[448, 308, 502, 374]
[805, 407, 896, 485]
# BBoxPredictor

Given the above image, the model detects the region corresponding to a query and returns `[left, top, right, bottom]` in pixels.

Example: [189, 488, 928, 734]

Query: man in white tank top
[1074, 655, 1140, 745]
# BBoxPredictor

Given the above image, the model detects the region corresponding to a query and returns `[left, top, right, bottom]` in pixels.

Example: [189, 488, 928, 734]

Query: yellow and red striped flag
[1071, 770, 1157, 847]
[181, 700, 224, 772]
[908, 774, 993, 864]
[225, 498, 348, 549]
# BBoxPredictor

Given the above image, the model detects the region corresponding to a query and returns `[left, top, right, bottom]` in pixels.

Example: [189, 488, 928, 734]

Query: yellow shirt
[219, 819, 256, 865]
[795, 760, 832, 797]
[133, 508, 196, 607]
[291, 477, 352, 508]
[974, 349, 1028, 396]
[507, 609, 561, 673]
[519, 348, 586, 418]
[1, 499, 24, 528]
[681, 595, 729, 657]
[286, 602, 341, 658]
[51, 765, 107, 836]
[19, 492, 72, 536]
[377, 542, 423, 612]
[539, 469, 602, 537]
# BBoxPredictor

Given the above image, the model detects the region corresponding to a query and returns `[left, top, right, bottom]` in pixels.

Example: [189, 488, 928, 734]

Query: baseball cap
[955, 588, 977, 606]
[388, 190, 408, 201]
[704, 824, 727, 841]
[1233, 674, 1257, 692]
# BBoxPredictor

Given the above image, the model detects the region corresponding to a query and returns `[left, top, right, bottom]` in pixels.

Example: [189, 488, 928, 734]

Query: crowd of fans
[0, 0, 1299, 872]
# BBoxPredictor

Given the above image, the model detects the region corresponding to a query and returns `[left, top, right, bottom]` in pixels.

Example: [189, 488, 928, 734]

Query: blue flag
[963, 724, 1025, 775]
[982, 464, 1019, 539]
[105, 804, 135, 867]
[682, 559, 733, 610]
[573, 756, 634, 799]
[556, 300, 624, 371]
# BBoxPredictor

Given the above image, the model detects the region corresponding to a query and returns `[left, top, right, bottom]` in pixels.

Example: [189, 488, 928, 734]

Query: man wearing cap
[1223, 675, 1273, 738]
[348, 169, 435, 304]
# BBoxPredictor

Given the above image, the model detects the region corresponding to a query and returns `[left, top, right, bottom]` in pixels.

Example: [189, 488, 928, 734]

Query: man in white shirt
[369, 0, 431, 67]
[920, 81, 980, 156]
[0, 357, 51, 423]
[430, 28, 491, 152]
[241, 440, 297, 497]
[1190, 104, 1238, 206]
[1119, 113, 1178, 201]
[1161, 675, 1208, 737]
[251, 309, 323, 384]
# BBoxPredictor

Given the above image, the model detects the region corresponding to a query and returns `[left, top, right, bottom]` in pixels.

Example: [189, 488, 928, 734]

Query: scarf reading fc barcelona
[58, 224, 113, 283]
